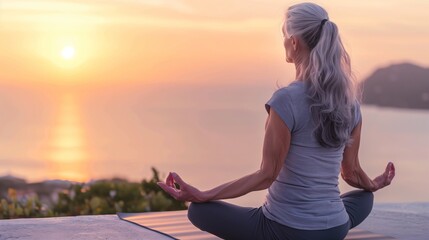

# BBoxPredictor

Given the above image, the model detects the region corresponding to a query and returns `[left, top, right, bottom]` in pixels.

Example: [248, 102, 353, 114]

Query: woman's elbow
[258, 170, 277, 189]
[341, 162, 360, 183]
[341, 169, 358, 182]
[341, 172, 358, 187]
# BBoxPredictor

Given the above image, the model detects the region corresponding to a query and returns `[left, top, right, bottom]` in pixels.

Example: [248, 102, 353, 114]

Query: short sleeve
[265, 88, 295, 131]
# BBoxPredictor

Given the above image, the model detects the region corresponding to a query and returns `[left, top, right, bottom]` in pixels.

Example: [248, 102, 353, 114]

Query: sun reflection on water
[46, 93, 89, 181]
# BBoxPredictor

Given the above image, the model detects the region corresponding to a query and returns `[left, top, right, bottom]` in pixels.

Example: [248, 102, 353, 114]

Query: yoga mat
[117, 210, 395, 240]
[118, 211, 219, 240]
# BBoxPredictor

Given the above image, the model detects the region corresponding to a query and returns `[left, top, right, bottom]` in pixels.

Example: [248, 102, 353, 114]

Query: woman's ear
[291, 36, 298, 51]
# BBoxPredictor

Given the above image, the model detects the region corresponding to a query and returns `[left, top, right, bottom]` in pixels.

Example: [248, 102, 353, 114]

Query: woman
[158, 2, 395, 240]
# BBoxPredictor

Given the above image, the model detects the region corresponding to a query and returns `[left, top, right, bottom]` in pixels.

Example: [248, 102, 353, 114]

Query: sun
[61, 45, 75, 60]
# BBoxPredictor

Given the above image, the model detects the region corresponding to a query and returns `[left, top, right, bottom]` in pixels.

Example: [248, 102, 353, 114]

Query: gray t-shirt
[262, 81, 361, 230]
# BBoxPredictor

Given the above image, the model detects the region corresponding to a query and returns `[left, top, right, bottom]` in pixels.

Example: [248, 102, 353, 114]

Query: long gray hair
[285, 2, 358, 148]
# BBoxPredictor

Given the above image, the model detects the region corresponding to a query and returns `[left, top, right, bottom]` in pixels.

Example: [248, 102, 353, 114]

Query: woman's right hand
[372, 162, 395, 191]
[157, 172, 207, 202]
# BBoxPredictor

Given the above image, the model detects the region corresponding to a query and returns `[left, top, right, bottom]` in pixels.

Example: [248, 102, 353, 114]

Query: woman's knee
[364, 191, 374, 210]
[187, 201, 228, 231]
[187, 202, 198, 224]
[342, 190, 374, 228]
[366, 191, 374, 203]
[358, 191, 374, 207]
[187, 202, 207, 227]
[344, 190, 374, 207]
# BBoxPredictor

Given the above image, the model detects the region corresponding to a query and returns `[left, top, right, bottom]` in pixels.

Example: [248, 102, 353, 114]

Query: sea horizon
[1, 100, 428, 205]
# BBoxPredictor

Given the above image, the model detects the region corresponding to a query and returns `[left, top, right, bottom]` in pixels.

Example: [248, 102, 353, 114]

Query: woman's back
[263, 81, 361, 230]
[159, 2, 395, 239]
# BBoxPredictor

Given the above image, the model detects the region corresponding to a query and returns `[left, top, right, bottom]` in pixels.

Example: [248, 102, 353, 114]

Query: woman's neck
[293, 45, 310, 81]
[294, 59, 309, 81]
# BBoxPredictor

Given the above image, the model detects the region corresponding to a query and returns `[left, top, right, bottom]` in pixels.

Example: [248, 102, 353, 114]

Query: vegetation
[0, 168, 186, 219]
[0, 188, 45, 219]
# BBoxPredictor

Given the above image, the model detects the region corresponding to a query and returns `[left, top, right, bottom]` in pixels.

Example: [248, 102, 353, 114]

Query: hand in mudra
[157, 172, 206, 202]
[372, 162, 395, 191]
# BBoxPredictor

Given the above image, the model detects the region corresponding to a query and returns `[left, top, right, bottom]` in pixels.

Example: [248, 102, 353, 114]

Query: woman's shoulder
[273, 81, 307, 98]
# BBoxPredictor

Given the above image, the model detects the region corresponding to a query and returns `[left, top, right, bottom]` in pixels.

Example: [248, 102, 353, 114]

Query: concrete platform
[0, 211, 396, 240]
[0, 214, 170, 240]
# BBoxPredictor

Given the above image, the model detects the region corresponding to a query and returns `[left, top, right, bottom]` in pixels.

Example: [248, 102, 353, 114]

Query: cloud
[0, 0, 276, 32]
[0, 0, 193, 14]
[129, 0, 193, 14]
[0, 0, 91, 12]
[0, 0, 196, 28]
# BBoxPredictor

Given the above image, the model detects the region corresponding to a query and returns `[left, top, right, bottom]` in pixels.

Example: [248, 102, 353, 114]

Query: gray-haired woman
[158, 2, 395, 240]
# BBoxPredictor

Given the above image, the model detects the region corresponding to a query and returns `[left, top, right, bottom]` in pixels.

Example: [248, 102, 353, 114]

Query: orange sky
[0, 1, 429, 202]
[1, 0, 428, 88]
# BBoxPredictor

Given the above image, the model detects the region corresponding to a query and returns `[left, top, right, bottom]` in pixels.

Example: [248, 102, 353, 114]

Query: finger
[384, 163, 390, 174]
[166, 172, 174, 187]
[388, 163, 395, 181]
[157, 182, 180, 199]
[383, 162, 393, 177]
[389, 163, 395, 173]
[387, 162, 393, 170]
[157, 182, 172, 193]
[160, 184, 181, 200]
[171, 172, 187, 186]
[383, 163, 395, 185]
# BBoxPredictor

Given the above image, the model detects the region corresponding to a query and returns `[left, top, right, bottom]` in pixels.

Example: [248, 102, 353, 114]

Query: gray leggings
[188, 190, 373, 240]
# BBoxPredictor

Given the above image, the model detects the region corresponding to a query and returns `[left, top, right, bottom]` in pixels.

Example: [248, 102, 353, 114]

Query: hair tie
[307, 19, 329, 49]
[321, 19, 328, 26]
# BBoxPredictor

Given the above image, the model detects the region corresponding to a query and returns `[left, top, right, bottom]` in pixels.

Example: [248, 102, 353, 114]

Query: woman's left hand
[157, 172, 207, 202]
[371, 162, 395, 191]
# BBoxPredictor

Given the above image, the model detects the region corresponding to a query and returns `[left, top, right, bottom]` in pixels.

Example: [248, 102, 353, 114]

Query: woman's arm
[157, 108, 291, 202]
[341, 121, 395, 192]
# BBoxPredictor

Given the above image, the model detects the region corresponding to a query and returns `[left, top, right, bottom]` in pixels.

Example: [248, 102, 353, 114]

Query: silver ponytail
[286, 3, 357, 148]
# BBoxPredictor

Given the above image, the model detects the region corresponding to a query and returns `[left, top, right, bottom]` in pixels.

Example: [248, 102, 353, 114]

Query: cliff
[361, 63, 429, 110]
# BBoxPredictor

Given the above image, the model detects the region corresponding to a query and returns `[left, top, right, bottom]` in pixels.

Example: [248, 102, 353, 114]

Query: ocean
[0, 83, 428, 207]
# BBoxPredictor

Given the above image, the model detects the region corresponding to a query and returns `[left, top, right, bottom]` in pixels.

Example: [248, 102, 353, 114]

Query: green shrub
[0, 167, 187, 219]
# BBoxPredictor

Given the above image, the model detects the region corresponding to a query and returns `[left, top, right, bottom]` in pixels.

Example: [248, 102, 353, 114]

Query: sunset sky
[0, 0, 429, 199]
[1, 0, 428, 88]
